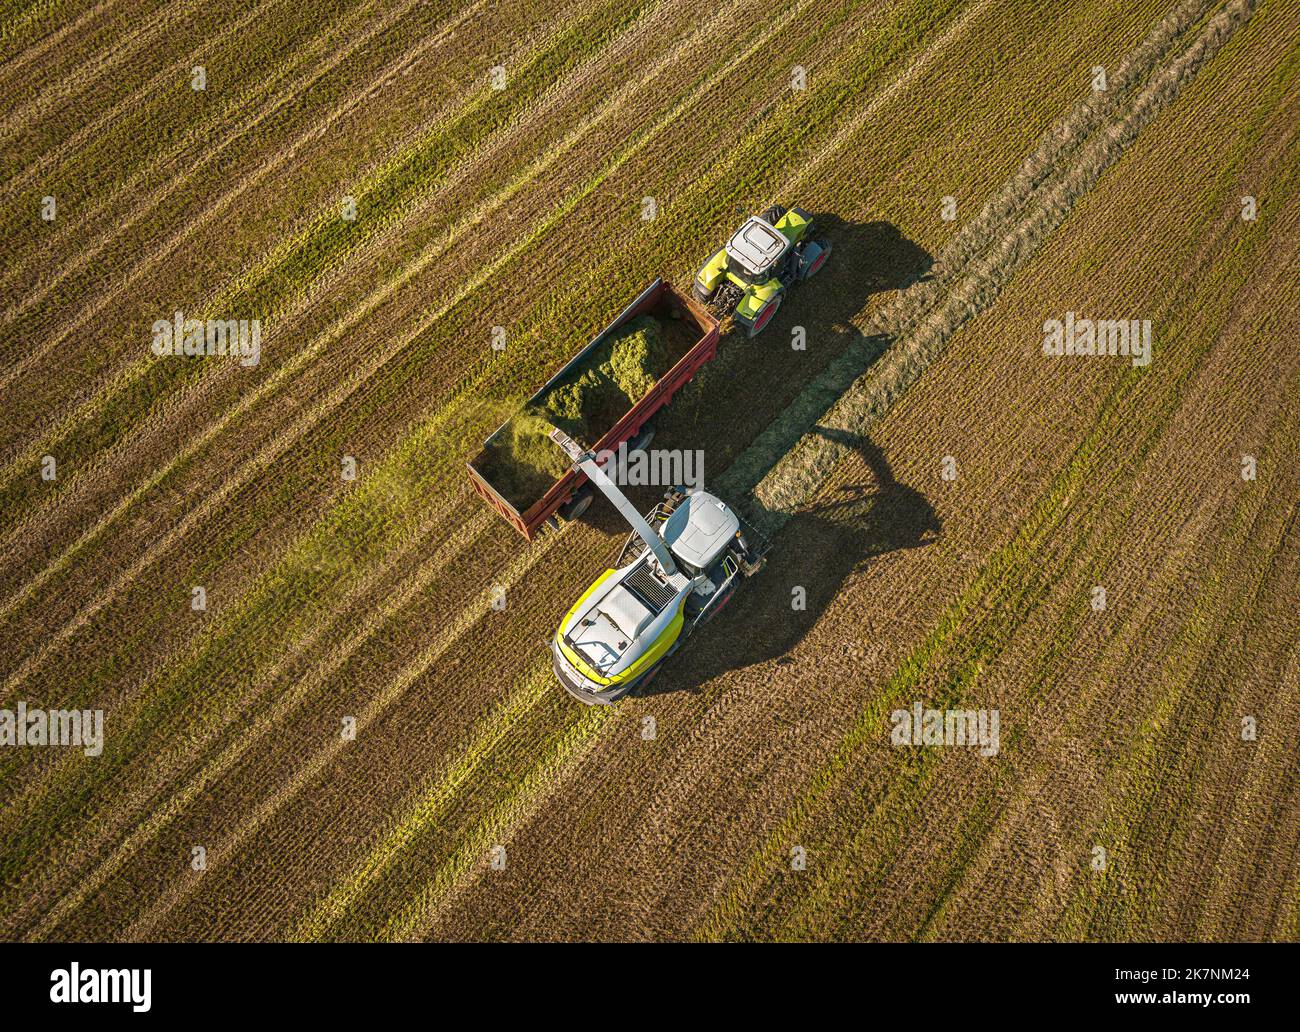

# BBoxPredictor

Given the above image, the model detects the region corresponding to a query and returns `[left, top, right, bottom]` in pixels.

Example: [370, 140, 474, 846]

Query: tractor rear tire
[745, 294, 783, 337]
[799, 238, 831, 281]
[760, 204, 787, 225]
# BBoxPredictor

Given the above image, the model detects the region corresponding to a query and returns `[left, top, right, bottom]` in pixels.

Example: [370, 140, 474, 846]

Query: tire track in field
[728, 0, 1242, 522]
[0, 0, 476, 342]
[20, 0, 852, 930]
[963, 132, 1300, 943]
[0, 1, 115, 85]
[22, 500, 500, 941]
[0, 0, 656, 611]
[43, 0, 935, 935]
[280, 0, 1037, 941]
[132, 574, 563, 942]
[0, 0, 502, 401]
[859, 358, 1277, 942]
[697, 0, 1263, 936]
[0, 0, 832, 868]
[0, 0, 188, 140]
[0, 0, 601, 518]
[0, 0, 570, 471]
[0, 0, 645, 533]
[7, 0, 811, 915]
[1030, 235, 1300, 939]
[413, 0, 1256, 939]
[1054, 480, 1295, 941]
[0, 0, 809, 690]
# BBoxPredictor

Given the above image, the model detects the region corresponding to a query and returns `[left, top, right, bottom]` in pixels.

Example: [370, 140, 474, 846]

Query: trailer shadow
[637, 429, 940, 699]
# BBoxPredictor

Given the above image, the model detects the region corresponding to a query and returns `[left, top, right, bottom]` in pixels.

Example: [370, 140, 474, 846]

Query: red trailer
[467, 278, 721, 539]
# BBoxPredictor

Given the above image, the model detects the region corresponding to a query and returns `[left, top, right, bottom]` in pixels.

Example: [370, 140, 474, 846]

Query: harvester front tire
[761, 204, 788, 225]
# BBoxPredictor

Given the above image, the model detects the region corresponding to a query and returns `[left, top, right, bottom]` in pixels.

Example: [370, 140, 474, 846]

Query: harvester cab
[547, 428, 768, 705]
[693, 204, 831, 337]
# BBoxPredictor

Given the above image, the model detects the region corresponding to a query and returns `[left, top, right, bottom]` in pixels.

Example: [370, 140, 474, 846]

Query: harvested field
[0, 0, 1296, 945]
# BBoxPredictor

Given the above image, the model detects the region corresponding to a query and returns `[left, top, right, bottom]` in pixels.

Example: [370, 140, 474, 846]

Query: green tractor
[692, 205, 831, 337]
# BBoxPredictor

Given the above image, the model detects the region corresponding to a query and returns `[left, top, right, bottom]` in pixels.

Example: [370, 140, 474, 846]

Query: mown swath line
[277, 0, 1018, 939]
[20, 0, 1019, 935]
[10, 0, 894, 930]
[0, 0, 682, 551]
[719, 0, 1225, 510]
[699, 0, 1261, 939]
[0, 0, 800, 842]
[0, 0, 656, 631]
[0, 0, 192, 141]
[0, 0, 805, 688]
[0, 0, 113, 81]
[0, 0, 638, 505]
[285, 666, 557, 942]
[17, 0, 832, 925]
[0, 0, 276, 194]
[381, 688, 613, 943]
[0, 0, 465, 338]
[24, 502, 498, 940]
[1048, 348, 1299, 939]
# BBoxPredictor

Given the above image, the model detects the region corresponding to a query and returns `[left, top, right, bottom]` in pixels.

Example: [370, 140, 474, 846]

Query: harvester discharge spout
[547, 427, 679, 577]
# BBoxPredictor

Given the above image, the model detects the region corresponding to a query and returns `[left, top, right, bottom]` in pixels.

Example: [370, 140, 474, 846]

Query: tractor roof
[725, 216, 790, 278]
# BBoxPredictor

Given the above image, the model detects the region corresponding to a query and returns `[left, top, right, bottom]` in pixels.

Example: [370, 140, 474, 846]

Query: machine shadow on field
[597, 215, 933, 533]
[639, 428, 941, 699]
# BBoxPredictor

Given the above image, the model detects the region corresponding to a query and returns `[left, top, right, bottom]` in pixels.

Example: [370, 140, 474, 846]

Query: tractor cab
[693, 203, 831, 337]
[724, 216, 792, 285]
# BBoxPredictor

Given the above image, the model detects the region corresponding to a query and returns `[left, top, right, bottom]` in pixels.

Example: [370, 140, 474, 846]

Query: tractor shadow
[638, 428, 941, 699]
[651, 215, 933, 480]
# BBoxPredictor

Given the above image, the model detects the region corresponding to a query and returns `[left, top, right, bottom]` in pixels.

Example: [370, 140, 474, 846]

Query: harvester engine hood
[554, 556, 692, 703]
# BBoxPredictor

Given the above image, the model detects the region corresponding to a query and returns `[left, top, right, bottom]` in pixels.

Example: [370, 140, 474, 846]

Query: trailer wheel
[626, 425, 655, 452]
[558, 488, 593, 522]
